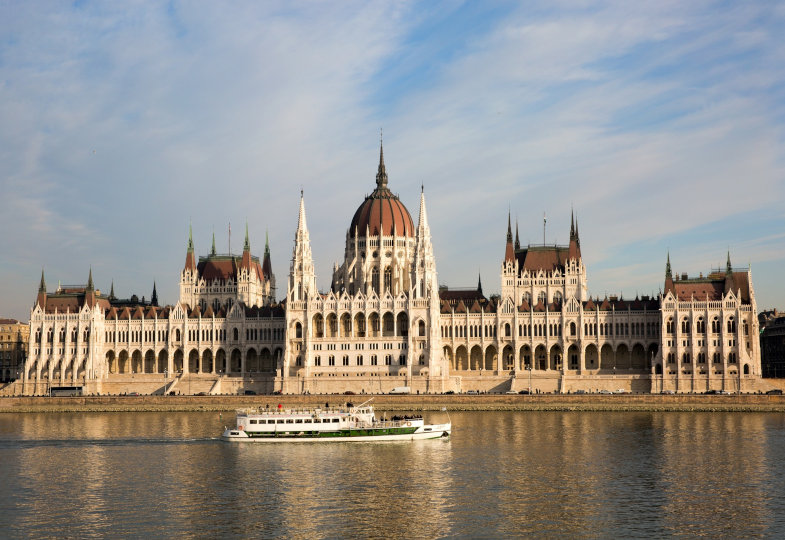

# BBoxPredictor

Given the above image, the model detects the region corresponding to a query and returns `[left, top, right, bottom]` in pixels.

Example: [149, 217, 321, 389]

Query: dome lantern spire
[376, 130, 388, 190]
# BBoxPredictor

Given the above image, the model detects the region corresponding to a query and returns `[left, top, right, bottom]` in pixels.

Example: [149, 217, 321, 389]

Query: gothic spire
[666, 252, 672, 279]
[184, 224, 197, 272]
[505, 211, 515, 263]
[151, 281, 158, 306]
[211, 230, 217, 256]
[86, 267, 94, 291]
[570, 208, 576, 240]
[726, 251, 732, 274]
[417, 188, 430, 231]
[243, 221, 250, 252]
[297, 190, 308, 234]
[478, 272, 483, 295]
[376, 133, 388, 190]
[39, 268, 46, 293]
[109, 280, 115, 299]
[514, 220, 520, 250]
[506, 212, 513, 243]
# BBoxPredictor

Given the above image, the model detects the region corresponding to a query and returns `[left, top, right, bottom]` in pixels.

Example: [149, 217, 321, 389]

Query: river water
[1, 410, 784, 538]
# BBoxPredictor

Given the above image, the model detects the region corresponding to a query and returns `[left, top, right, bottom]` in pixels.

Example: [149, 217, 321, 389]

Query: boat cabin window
[332, 418, 339, 423]
[286, 419, 294, 424]
[295, 419, 303, 424]
[250, 420, 257, 424]
[314, 418, 321, 423]
[276, 419, 285, 424]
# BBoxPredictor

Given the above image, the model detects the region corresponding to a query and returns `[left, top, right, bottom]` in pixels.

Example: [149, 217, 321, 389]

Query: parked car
[518, 389, 530, 394]
[661, 390, 675, 394]
[243, 390, 257, 395]
[466, 390, 478, 395]
[766, 389, 783, 395]
[344, 390, 356, 395]
[599, 389, 612, 394]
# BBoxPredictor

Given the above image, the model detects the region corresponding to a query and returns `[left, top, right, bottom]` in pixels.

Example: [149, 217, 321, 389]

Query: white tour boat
[221, 399, 451, 442]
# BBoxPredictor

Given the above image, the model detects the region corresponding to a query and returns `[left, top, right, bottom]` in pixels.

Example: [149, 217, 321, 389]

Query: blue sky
[1, 1, 784, 320]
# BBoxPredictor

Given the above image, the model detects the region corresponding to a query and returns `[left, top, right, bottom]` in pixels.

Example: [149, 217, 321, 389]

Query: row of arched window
[36, 328, 89, 344]
[665, 316, 743, 335]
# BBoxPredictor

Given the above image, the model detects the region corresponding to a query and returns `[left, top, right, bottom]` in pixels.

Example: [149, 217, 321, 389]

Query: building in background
[761, 311, 785, 378]
[0, 319, 29, 382]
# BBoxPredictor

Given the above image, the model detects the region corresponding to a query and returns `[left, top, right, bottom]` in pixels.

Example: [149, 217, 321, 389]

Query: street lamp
[527, 364, 532, 394]
[163, 369, 168, 395]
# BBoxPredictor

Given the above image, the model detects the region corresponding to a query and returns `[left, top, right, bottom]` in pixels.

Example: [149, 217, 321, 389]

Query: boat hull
[221, 423, 451, 442]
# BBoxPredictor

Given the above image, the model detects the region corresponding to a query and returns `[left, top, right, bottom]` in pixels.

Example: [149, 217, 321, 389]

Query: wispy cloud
[0, 1, 783, 319]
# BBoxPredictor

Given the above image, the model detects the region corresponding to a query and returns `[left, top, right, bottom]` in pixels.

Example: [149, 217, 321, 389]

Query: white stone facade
[18, 147, 764, 396]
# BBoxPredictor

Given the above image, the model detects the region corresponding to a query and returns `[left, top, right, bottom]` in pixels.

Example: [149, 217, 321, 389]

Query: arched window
[175, 329, 181, 341]
[384, 266, 392, 294]
[537, 291, 547, 305]
[371, 267, 380, 294]
[233, 328, 239, 341]
[727, 317, 736, 334]
[570, 321, 576, 336]
[711, 317, 719, 333]
[504, 323, 511, 337]
[666, 318, 674, 334]
[418, 321, 425, 337]
[295, 322, 302, 339]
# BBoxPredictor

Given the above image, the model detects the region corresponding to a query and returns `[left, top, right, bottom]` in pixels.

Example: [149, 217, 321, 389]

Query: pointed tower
[514, 220, 520, 251]
[240, 221, 252, 271]
[505, 212, 515, 263]
[185, 224, 197, 272]
[477, 272, 483, 296]
[289, 192, 317, 302]
[664, 252, 675, 295]
[724, 251, 735, 294]
[411, 187, 438, 299]
[85, 267, 96, 308]
[180, 224, 199, 307]
[151, 281, 158, 307]
[211, 231, 217, 256]
[36, 269, 47, 309]
[568, 209, 582, 261]
[262, 230, 276, 301]
[109, 280, 116, 300]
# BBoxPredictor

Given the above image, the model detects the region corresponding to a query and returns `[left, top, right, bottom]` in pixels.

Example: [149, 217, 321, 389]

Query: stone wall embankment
[2, 393, 785, 413]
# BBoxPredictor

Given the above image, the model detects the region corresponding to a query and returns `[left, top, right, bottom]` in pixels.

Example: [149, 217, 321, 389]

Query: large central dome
[349, 143, 414, 238]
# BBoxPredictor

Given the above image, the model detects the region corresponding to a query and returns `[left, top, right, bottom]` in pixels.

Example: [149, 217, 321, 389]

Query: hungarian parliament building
[21, 145, 763, 395]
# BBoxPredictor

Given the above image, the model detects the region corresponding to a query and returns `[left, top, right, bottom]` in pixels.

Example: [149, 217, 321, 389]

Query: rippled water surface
[1, 410, 784, 538]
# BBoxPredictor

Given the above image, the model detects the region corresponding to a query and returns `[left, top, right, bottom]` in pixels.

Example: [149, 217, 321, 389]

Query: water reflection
[1, 411, 784, 538]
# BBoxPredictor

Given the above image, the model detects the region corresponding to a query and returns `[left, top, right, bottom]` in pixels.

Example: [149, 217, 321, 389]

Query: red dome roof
[349, 144, 414, 238]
